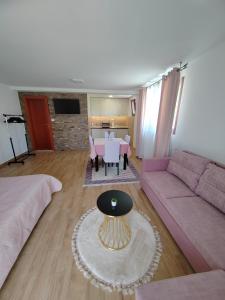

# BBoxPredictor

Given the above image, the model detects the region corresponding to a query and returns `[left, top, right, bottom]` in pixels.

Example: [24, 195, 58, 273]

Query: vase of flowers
[111, 198, 118, 208]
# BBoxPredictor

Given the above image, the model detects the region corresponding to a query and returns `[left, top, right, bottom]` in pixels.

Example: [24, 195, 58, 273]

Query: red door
[24, 96, 54, 150]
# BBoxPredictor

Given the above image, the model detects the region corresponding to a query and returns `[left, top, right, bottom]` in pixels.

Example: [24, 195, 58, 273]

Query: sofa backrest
[195, 163, 225, 213]
[167, 150, 210, 191]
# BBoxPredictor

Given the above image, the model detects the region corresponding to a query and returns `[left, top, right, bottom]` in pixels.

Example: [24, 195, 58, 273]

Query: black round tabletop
[97, 190, 133, 217]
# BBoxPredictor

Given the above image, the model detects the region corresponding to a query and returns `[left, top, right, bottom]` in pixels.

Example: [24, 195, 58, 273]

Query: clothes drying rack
[3, 114, 35, 165]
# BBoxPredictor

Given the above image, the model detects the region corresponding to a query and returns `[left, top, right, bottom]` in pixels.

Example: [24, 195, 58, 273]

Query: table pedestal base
[98, 215, 131, 250]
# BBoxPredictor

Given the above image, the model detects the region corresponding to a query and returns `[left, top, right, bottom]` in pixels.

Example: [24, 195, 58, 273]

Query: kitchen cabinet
[90, 98, 129, 116]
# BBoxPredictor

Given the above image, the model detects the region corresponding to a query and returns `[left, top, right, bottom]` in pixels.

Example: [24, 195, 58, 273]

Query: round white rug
[71, 208, 162, 295]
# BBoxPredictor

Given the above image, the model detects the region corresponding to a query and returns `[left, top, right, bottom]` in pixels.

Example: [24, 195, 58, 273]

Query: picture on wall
[131, 99, 136, 116]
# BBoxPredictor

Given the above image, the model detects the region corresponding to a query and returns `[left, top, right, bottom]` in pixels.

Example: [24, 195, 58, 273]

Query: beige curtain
[136, 87, 147, 158]
[154, 68, 180, 157]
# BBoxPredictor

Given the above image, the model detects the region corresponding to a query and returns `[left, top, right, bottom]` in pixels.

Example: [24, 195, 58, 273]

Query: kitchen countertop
[90, 127, 129, 129]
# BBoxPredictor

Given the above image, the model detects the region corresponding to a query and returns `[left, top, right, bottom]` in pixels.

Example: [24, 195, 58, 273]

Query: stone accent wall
[19, 92, 88, 150]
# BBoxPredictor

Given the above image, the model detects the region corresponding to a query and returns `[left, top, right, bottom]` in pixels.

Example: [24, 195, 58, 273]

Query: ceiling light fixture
[70, 78, 84, 84]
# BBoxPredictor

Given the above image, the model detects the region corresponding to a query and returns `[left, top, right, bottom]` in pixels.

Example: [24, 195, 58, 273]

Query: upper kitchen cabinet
[89, 98, 130, 116]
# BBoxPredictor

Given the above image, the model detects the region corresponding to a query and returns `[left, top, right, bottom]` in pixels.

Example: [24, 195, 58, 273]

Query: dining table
[93, 138, 130, 172]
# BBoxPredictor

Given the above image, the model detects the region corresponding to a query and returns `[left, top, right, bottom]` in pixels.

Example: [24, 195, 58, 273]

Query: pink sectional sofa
[136, 270, 225, 300]
[137, 150, 225, 299]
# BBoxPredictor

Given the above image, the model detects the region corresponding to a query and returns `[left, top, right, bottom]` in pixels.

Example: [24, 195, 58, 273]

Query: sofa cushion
[167, 150, 210, 191]
[167, 160, 199, 191]
[142, 171, 195, 199]
[162, 196, 225, 270]
[196, 163, 225, 213]
[136, 270, 225, 300]
[171, 150, 210, 175]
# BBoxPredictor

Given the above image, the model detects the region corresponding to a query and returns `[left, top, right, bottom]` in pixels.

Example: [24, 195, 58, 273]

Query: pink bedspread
[0, 174, 62, 288]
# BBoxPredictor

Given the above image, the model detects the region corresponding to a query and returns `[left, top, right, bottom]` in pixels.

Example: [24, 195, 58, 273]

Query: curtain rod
[178, 62, 188, 71]
[148, 78, 162, 87]
[147, 62, 188, 88]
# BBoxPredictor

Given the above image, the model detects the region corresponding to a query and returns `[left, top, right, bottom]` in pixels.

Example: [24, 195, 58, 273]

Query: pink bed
[0, 174, 62, 288]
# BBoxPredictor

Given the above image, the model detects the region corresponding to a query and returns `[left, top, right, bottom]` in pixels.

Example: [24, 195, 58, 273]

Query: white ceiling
[0, 0, 225, 93]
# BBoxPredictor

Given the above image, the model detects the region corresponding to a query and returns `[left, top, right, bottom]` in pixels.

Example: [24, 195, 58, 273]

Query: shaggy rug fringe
[71, 207, 163, 295]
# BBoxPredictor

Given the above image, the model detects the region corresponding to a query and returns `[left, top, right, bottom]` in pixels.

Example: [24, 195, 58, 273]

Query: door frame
[23, 95, 54, 150]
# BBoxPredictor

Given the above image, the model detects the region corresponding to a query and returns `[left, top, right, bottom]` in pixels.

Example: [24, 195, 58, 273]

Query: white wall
[0, 83, 27, 164]
[172, 40, 225, 163]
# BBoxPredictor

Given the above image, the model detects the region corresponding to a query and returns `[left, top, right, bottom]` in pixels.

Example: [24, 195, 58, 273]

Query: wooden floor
[0, 151, 193, 300]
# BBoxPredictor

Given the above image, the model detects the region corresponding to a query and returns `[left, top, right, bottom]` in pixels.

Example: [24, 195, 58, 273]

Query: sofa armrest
[142, 158, 170, 172]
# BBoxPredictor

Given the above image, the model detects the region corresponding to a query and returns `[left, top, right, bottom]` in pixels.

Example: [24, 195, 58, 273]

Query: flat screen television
[53, 98, 80, 114]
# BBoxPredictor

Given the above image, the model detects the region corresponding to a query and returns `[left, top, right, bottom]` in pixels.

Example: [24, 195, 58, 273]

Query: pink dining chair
[109, 131, 116, 138]
[124, 134, 131, 144]
[103, 140, 120, 176]
[89, 135, 96, 168]
[104, 131, 109, 139]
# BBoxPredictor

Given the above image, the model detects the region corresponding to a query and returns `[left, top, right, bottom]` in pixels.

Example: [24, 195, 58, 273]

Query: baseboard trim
[34, 150, 54, 153]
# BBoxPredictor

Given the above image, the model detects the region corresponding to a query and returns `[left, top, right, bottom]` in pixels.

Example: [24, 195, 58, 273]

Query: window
[141, 80, 162, 158]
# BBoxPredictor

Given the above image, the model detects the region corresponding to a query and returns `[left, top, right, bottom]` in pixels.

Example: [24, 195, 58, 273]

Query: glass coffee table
[97, 190, 133, 250]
